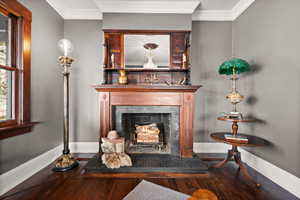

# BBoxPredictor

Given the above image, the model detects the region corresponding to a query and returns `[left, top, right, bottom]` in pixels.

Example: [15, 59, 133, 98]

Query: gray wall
[0, 0, 64, 174]
[191, 21, 233, 142]
[233, 0, 300, 177]
[63, 20, 103, 142]
[103, 13, 192, 30]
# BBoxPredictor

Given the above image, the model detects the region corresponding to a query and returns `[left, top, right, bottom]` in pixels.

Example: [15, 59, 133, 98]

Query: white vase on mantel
[143, 50, 157, 69]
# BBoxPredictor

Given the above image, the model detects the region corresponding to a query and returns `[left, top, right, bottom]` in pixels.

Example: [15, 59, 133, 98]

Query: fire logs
[135, 123, 160, 143]
[101, 130, 132, 169]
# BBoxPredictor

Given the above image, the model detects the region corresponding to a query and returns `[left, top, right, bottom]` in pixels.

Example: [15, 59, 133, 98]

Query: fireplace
[94, 88, 200, 158]
[113, 106, 180, 155]
[86, 30, 207, 173]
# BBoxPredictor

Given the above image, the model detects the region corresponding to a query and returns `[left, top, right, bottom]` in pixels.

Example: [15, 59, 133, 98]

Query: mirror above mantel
[124, 34, 170, 69]
[103, 29, 191, 85]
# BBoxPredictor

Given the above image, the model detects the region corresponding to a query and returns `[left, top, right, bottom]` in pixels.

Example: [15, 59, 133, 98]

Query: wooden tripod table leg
[233, 147, 261, 188]
[210, 132, 266, 188]
[211, 145, 261, 187]
[212, 149, 234, 168]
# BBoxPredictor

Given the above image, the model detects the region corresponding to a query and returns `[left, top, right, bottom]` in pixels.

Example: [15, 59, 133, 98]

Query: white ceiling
[46, 0, 255, 21]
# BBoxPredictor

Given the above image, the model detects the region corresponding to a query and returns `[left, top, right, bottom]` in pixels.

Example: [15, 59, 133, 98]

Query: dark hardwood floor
[0, 153, 297, 200]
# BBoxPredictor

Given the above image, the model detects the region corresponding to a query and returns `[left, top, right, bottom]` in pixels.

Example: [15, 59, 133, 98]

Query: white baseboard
[194, 142, 300, 199]
[0, 144, 63, 196]
[193, 142, 230, 153]
[239, 148, 300, 198]
[1, 142, 299, 199]
[69, 142, 99, 153]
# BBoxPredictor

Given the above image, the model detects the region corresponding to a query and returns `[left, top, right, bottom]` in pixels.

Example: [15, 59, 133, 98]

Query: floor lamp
[53, 39, 78, 172]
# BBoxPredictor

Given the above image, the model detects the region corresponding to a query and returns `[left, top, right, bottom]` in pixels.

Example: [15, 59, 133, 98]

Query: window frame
[0, 0, 33, 140]
[0, 12, 19, 127]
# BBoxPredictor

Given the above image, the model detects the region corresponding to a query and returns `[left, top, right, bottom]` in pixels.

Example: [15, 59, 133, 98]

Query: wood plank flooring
[0, 153, 297, 200]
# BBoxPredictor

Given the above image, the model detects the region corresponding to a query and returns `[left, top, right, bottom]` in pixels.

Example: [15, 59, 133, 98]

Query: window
[0, 0, 33, 139]
[0, 13, 17, 125]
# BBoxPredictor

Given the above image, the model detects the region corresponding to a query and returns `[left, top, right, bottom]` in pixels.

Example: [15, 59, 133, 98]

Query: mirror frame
[103, 29, 191, 70]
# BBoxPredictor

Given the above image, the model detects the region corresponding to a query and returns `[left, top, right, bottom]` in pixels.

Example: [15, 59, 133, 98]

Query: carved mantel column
[99, 92, 111, 138]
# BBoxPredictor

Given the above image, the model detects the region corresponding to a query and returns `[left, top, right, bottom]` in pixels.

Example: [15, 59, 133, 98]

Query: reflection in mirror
[124, 35, 170, 69]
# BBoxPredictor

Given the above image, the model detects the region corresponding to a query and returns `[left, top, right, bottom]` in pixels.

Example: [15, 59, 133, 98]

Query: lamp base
[52, 154, 79, 172]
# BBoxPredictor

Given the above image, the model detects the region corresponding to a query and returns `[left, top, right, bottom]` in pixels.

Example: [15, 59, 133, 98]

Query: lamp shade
[58, 39, 74, 57]
[218, 58, 250, 75]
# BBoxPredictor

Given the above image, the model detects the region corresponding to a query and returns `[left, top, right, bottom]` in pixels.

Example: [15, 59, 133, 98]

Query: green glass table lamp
[218, 58, 250, 119]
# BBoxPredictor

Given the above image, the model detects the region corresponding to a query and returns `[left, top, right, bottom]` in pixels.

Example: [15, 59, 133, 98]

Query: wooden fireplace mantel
[94, 84, 201, 92]
[94, 84, 201, 158]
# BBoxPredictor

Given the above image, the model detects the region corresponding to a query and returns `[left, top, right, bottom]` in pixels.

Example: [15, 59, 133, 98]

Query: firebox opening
[113, 106, 180, 156]
[122, 113, 171, 154]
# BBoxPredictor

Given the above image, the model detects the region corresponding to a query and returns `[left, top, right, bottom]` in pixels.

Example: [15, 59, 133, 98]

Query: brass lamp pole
[53, 39, 78, 172]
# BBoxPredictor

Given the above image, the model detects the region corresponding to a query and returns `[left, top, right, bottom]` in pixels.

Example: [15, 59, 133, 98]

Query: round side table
[211, 117, 267, 187]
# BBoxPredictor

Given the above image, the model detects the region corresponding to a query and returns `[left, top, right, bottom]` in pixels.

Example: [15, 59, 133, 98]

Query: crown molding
[192, 10, 234, 21]
[46, 0, 255, 21]
[46, 0, 66, 19]
[64, 9, 103, 20]
[192, 0, 255, 21]
[231, 0, 255, 20]
[94, 0, 200, 14]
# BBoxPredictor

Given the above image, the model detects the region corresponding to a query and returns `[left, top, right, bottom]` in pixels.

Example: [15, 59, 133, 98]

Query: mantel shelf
[103, 68, 190, 72]
[94, 84, 202, 92]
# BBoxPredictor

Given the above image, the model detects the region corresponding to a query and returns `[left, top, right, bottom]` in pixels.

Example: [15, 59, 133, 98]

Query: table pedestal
[212, 145, 261, 187]
[211, 118, 266, 187]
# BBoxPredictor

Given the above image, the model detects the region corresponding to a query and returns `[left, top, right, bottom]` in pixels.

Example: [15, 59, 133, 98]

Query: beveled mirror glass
[124, 34, 170, 69]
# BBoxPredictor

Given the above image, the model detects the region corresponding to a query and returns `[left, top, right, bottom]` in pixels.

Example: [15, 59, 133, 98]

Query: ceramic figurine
[118, 69, 128, 85]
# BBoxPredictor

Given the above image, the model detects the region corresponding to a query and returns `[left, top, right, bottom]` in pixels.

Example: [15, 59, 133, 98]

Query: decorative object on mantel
[163, 77, 186, 86]
[178, 77, 187, 85]
[53, 39, 78, 172]
[101, 130, 132, 169]
[182, 53, 187, 68]
[144, 73, 159, 84]
[111, 53, 115, 68]
[218, 58, 250, 119]
[143, 43, 158, 69]
[118, 69, 128, 85]
[187, 189, 218, 200]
